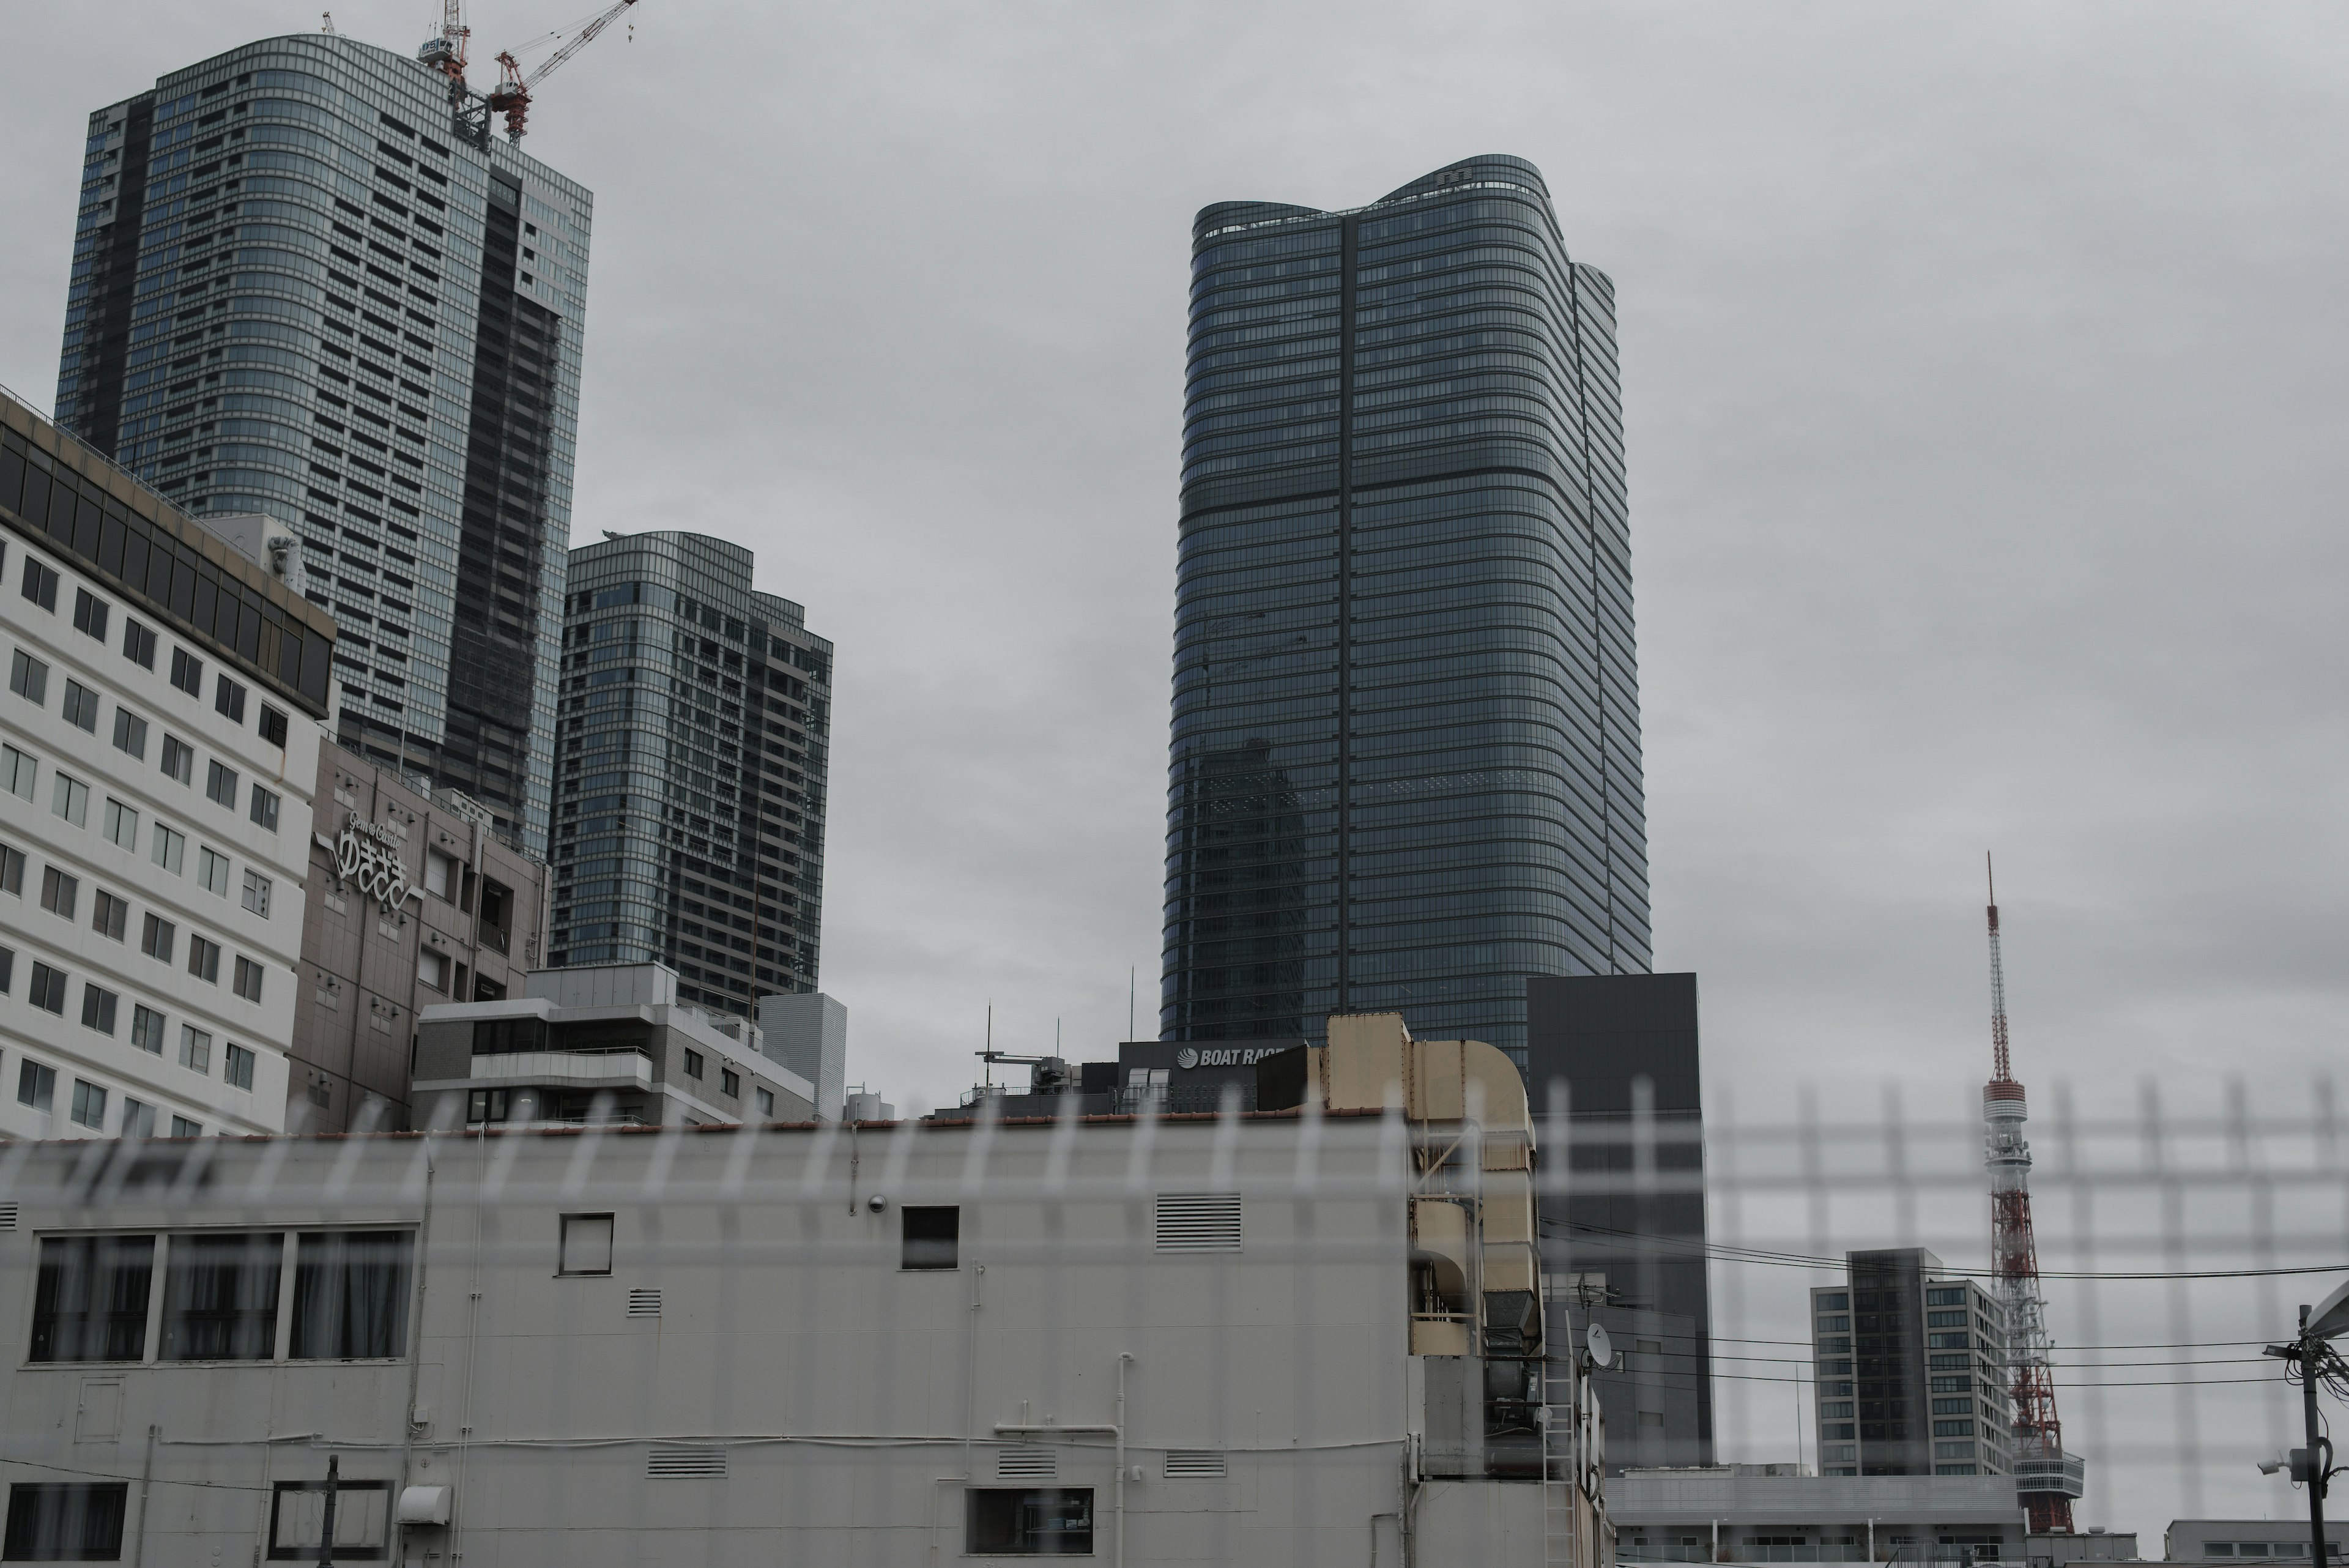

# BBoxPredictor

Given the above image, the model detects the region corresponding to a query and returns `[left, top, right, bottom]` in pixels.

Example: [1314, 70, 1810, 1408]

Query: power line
[1545, 1220, 2349, 1282]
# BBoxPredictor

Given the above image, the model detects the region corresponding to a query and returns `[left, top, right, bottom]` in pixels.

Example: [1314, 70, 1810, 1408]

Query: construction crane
[486, 0, 640, 142]
[1980, 855, 2084, 1533]
[418, 1, 639, 146]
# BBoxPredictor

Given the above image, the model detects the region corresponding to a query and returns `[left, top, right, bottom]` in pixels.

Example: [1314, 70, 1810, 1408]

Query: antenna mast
[1981, 855, 2082, 1531]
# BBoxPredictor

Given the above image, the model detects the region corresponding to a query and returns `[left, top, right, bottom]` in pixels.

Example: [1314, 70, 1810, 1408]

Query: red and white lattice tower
[1982, 858, 2082, 1531]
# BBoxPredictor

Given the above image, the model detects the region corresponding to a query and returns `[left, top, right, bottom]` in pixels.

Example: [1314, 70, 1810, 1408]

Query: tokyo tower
[1982, 857, 2084, 1531]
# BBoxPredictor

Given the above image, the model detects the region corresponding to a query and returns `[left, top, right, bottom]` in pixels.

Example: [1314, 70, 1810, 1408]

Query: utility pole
[2262, 1282, 2348, 1568]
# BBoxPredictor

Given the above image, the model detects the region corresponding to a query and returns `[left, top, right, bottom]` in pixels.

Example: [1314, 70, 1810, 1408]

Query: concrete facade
[290, 736, 549, 1132]
[2, 386, 329, 1141]
[0, 1011, 1605, 1566]
[1613, 1470, 2030, 1565]
[411, 961, 814, 1129]
[757, 989, 845, 1120]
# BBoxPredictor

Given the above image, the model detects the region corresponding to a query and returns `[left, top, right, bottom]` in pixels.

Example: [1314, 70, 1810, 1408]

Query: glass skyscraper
[54, 32, 591, 855]
[1162, 155, 1650, 1067]
[550, 532, 832, 1020]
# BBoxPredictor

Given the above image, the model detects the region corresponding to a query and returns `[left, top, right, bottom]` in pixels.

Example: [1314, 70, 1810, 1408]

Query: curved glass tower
[1162, 155, 1650, 1067]
[54, 32, 591, 855]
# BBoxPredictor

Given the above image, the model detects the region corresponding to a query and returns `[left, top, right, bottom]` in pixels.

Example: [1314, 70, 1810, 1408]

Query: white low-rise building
[0, 1013, 1608, 1566]
[2, 386, 333, 1139]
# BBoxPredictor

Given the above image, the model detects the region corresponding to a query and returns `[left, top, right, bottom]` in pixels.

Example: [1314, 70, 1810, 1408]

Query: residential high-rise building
[1161, 155, 1649, 1065]
[53, 32, 593, 855]
[1811, 1248, 2015, 1479]
[549, 532, 831, 1020]
[2, 382, 332, 1139]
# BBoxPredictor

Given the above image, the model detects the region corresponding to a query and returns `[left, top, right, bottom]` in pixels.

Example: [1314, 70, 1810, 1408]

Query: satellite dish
[1587, 1323, 1613, 1369]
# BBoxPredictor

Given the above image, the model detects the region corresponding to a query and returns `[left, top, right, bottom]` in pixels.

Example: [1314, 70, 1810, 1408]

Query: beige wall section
[289, 737, 550, 1132]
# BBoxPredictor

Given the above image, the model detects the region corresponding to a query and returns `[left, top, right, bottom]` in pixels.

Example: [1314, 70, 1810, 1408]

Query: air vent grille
[0, 1203, 17, 1232]
[1154, 1192, 1242, 1254]
[626, 1288, 662, 1317]
[646, 1447, 725, 1479]
[1164, 1450, 1226, 1479]
[996, 1446, 1056, 1480]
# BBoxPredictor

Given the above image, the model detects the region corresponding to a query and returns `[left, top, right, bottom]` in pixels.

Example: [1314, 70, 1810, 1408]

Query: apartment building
[2, 384, 330, 1140]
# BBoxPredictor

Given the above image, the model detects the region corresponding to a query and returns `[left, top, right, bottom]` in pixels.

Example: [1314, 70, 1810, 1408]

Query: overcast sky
[4, 0, 2343, 1518]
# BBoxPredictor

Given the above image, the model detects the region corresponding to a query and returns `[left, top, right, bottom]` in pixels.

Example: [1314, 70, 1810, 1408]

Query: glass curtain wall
[549, 532, 832, 1020]
[1163, 155, 1650, 1068]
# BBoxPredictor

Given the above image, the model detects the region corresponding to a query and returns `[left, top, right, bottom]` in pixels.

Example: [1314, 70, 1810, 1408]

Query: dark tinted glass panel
[3, 1483, 128, 1561]
[29, 1236, 154, 1362]
[160, 1232, 283, 1360]
[290, 1232, 411, 1359]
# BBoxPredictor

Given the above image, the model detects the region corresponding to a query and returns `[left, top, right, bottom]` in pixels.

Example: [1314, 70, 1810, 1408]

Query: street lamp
[2262, 1279, 2349, 1568]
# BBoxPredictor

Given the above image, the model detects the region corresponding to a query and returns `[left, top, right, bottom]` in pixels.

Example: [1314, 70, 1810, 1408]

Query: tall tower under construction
[53, 29, 593, 856]
[1982, 863, 2087, 1529]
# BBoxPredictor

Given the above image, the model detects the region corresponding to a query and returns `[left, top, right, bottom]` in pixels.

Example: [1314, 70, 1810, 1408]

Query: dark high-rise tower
[1162, 155, 1650, 1065]
[54, 32, 591, 855]
[549, 532, 832, 1020]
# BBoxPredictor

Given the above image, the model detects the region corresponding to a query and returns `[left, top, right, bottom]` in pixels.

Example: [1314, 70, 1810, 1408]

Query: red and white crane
[420, 1, 640, 144]
[1982, 856, 2084, 1531]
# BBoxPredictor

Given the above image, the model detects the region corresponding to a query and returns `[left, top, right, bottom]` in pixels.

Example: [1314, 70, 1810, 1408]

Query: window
[188, 935, 221, 983]
[10, 649, 49, 704]
[291, 1231, 412, 1359]
[28, 963, 69, 1015]
[50, 771, 87, 827]
[214, 674, 247, 724]
[152, 823, 185, 874]
[72, 588, 110, 641]
[206, 759, 239, 808]
[122, 617, 157, 669]
[558, 1213, 614, 1276]
[755, 1087, 774, 1118]
[198, 848, 230, 896]
[169, 646, 202, 696]
[3, 743, 36, 800]
[424, 847, 456, 898]
[225, 1042, 255, 1090]
[161, 735, 193, 784]
[70, 1079, 108, 1128]
[121, 1099, 155, 1139]
[40, 866, 80, 919]
[234, 956, 265, 1003]
[965, 1489, 1093, 1556]
[267, 1478, 392, 1561]
[902, 1206, 959, 1271]
[18, 1058, 57, 1112]
[21, 555, 61, 611]
[242, 869, 273, 917]
[111, 708, 146, 759]
[250, 784, 281, 832]
[721, 1068, 741, 1098]
[29, 1236, 154, 1362]
[1927, 1287, 1968, 1307]
[417, 949, 448, 992]
[131, 1005, 166, 1054]
[180, 1026, 212, 1074]
[172, 1117, 201, 1138]
[0, 843, 20, 896]
[2, 1482, 130, 1561]
[61, 679, 100, 732]
[141, 913, 176, 964]
[0, 945, 11, 993]
[259, 704, 288, 748]
[161, 1232, 283, 1359]
[681, 1048, 704, 1079]
[91, 891, 128, 940]
[103, 797, 138, 849]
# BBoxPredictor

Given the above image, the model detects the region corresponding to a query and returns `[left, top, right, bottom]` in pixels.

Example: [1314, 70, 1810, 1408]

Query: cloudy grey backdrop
[4, 0, 2343, 1524]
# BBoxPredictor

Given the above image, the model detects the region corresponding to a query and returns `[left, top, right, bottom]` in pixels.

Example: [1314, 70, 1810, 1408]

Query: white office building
[2, 385, 332, 1139]
[0, 1013, 1608, 1566]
